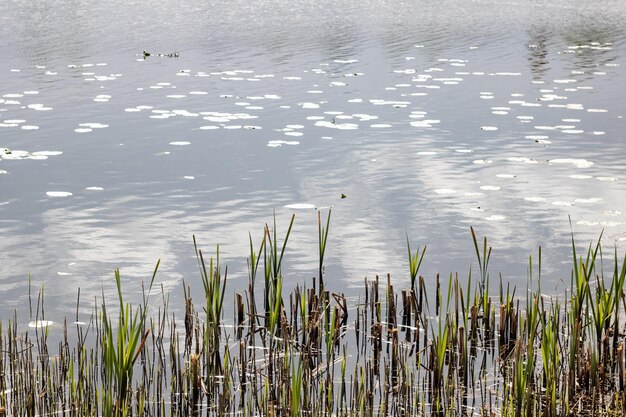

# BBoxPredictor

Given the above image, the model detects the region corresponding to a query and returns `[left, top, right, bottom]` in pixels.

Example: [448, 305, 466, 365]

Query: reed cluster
[1, 212, 625, 416]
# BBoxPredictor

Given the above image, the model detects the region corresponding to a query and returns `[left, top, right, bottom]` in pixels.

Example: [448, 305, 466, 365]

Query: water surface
[1, 0, 625, 321]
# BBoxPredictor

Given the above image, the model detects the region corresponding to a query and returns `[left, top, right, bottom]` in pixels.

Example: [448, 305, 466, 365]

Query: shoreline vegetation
[1, 211, 626, 416]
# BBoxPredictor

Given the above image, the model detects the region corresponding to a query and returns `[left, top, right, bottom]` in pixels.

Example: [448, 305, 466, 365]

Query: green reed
[100, 263, 157, 417]
[0, 214, 625, 417]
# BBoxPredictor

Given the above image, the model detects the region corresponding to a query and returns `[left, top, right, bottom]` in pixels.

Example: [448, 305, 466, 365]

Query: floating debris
[142, 50, 180, 58]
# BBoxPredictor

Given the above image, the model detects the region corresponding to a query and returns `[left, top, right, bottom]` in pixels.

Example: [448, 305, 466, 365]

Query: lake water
[1, 0, 625, 321]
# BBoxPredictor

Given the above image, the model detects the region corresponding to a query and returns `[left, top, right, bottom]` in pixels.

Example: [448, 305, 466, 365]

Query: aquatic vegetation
[0, 216, 626, 416]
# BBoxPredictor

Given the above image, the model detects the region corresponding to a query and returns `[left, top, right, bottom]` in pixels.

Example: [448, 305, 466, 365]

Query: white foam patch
[2, 150, 29, 159]
[46, 191, 72, 197]
[74, 128, 92, 133]
[507, 157, 538, 164]
[480, 185, 500, 191]
[434, 188, 456, 195]
[410, 120, 440, 128]
[524, 196, 545, 202]
[284, 203, 316, 209]
[481, 126, 498, 131]
[314, 121, 358, 130]
[353, 114, 378, 121]
[94, 95, 111, 102]
[485, 215, 506, 221]
[596, 176, 618, 182]
[86, 186, 104, 191]
[21, 125, 39, 130]
[549, 158, 593, 168]
[28, 320, 55, 328]
[569, 174, 592, 179]
[416, 151, 437, 156]
[574, 198, 602, 204]
[32, 151, 62, 156]
[28, 104, 53, 111]
[267, 140, 299, 147]
[169, 141, 191, 146]
[79, 123, 108, 129]
[577, 221, 599, 226]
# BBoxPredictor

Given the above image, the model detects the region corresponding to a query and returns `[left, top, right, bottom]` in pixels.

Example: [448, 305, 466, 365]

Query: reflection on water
[1, 0, 625, 320]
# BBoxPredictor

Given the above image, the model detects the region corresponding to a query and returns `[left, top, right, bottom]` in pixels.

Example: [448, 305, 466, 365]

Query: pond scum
[1, 211, 626, 417]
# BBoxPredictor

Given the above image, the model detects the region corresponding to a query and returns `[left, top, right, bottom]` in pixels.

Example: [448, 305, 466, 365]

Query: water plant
[0, 215, 625, 417]
[100, 263, 158, 416]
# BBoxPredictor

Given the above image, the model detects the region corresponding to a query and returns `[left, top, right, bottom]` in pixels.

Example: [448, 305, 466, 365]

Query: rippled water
[1, 0, 625, 320]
